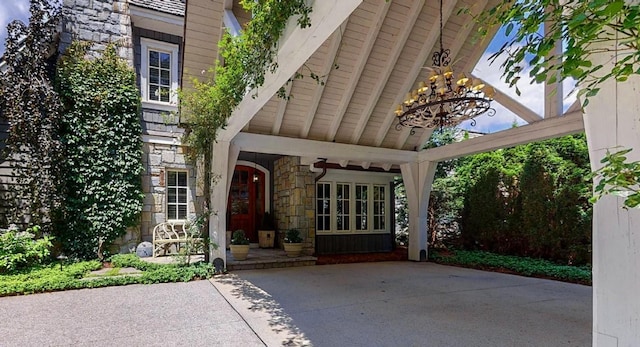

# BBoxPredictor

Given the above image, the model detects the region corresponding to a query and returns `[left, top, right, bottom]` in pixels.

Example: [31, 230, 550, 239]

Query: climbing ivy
[179, 0, 312, 160]
[56, 42, 144, 260]
[0, 0, 63, 230]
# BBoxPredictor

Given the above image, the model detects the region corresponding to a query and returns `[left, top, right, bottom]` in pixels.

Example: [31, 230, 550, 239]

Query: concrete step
[226, 248, 317, 271]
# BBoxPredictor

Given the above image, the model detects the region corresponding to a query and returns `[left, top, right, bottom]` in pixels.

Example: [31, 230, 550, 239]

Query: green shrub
[0, 254, 215, 296]
[284, 229, 303, 243]
[231, 230, 250, 245]
[0, 226, 53, 274]
[431, 249, 591, 284]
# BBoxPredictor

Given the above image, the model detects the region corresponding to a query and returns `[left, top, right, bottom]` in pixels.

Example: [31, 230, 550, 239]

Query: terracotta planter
[283, 243, 303, 258]
[230, 244, 250, 260]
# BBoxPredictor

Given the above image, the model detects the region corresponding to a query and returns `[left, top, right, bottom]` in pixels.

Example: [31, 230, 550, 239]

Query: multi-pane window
[167, 171, 188, 220]
[148, 50, 171, 102]
[316, 179, 389, 234]
[373, 185, 386, 230]
[355, 184, 368, 231]
[316, 183, 331, 231]
[140, 38, 178, 108]
[336, 183, 350, 231]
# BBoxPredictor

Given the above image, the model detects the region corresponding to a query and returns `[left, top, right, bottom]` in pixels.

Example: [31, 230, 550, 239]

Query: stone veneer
[140, 143, 196, 240]
[273, 156, 316, 255]
[60, 0, 134, 64]
[59, 0, 193, 253]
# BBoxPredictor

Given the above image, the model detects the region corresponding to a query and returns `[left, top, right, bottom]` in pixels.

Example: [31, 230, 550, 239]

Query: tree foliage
[469, 0, 640, 208]
[56, 42, 144, 260]
[468, 0, 640, 104]
[0, 0, 63, 230]
[458, 135, 592, 265]
[179, 0, 312, 161]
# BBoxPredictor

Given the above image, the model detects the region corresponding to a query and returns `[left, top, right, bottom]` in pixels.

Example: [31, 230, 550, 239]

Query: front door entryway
[228, 165, 265, 243]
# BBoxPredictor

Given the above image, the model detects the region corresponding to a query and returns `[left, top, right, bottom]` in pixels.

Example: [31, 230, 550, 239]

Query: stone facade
[60, 0, 134, 64]
[273, 156, 316, 255]
[140, 142, 196, 241]
[58, 0, 193, 251]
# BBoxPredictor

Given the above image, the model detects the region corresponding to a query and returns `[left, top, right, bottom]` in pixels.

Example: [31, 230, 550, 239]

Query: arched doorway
[227, 165, 265, 243]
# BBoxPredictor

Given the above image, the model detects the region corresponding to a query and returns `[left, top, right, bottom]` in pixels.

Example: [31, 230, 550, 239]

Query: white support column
[209, 140, 239, 266]
[583, 30, 640, 346]
[400, 160, 437, 261]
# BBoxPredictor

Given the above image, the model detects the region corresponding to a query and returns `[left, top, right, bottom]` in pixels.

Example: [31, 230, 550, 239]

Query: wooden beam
[543, 20, 563, 119]
[325, 1, 391, 142]
[349, 0, 426, 145]
[218, 0, 363, 142]
[474, 74, 543, 124]
[272, 78, 293, 135]
[373, 0, 458, 147]
[419, 110, 584, 163]
[300, 21, 347, 138]
[232, 132, 418, 164]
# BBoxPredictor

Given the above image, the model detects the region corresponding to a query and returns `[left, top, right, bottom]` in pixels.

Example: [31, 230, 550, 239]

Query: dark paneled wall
[316, 233, 394, 255]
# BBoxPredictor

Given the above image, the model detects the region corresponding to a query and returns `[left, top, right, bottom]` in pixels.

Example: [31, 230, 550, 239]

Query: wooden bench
[152, 221, 203, 257]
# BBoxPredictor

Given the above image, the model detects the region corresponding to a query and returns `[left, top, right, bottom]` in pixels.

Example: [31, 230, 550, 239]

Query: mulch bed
[316, 247, 408, 265]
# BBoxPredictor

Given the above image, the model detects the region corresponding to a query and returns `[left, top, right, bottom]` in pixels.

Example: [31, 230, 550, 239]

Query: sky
[0, 0, 30, 55]
[0, 0, 575, 134]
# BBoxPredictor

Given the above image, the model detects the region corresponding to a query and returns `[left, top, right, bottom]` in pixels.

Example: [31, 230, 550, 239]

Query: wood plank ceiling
[183, 0, 508, 169]
[249, 0, 499, 147]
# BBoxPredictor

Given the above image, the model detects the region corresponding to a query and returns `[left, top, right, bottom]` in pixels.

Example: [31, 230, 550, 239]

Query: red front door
[228, 165, 265, 242]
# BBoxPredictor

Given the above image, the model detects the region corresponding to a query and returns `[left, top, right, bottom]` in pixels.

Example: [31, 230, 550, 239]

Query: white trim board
[232, 132, 418, 165]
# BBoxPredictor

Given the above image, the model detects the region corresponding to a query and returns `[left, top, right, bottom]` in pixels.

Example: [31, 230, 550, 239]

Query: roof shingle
[129, 0, 185, 17]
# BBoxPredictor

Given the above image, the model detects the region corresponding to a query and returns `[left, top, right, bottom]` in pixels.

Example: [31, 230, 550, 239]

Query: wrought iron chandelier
[395, 0, 496, 130]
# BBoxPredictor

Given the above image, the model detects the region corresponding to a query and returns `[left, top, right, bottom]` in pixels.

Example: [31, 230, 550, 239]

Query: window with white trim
[316, 183, 331, 231]
[316, 172, 392, 234]
[336, 183, 350, 231]
[355, 184, 368, 231]
[167, 170, 188, 220]
[140, 38, 179, 110]
[373, 185, 386, 231]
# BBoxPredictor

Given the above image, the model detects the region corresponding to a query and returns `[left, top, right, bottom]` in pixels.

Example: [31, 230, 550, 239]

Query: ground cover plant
[430, 249, 592, 285]
[0, 254, 215, 297]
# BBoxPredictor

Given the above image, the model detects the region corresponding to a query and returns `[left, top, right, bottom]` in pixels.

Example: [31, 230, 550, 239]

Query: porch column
[583, 29, 640, 345]
[209, 140, 239, 265]
[400, 160, 437, 261]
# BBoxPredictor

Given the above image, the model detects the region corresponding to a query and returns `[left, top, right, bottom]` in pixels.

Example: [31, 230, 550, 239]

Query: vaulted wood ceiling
[182, 0, 584, 170]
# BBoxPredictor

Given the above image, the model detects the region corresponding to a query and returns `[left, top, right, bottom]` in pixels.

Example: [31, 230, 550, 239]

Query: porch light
[394, 0, 495, 131]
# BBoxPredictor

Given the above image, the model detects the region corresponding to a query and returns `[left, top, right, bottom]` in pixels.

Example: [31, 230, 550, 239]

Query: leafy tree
[0, 0, 63, 230]
[469, 0, 640, 208]
[56, 42, 144, 260]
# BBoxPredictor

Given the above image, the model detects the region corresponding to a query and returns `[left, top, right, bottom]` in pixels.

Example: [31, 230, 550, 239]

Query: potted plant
[229, 229, 250, 260]
[283, 228, 303, 258]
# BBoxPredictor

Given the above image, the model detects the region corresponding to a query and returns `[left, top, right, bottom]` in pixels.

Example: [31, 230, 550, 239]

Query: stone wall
[140, 142, 196, 241]
[273, 156, 316, 254]
[60, 0, 134, 64]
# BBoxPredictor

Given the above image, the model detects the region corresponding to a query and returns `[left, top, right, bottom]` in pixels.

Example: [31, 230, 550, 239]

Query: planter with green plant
[229, 230, 250, 261]
[283, 229, 304, 258]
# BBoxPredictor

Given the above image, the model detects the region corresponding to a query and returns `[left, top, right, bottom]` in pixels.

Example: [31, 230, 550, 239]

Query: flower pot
[230, 244, 250, 260]
[283, 242, 303, 258]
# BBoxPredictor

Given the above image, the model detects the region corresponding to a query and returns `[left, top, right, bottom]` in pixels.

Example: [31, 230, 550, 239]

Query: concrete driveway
[0, 262, 591, 346]
[213, 262, 592, 347]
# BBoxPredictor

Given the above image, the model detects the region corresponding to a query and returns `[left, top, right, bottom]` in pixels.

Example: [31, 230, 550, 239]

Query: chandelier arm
[394, 0, 494, 133]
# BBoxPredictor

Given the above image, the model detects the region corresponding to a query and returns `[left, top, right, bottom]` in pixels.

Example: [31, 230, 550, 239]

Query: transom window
[167, 170, 188, 220]
[316, 172, 392, 234]
[140, 38, 179, 110]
